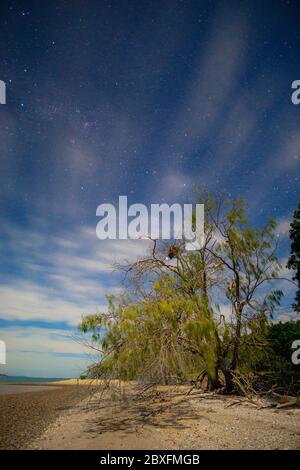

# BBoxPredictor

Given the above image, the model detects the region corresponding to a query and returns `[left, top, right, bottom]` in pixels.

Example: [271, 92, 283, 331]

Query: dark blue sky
[0, 0, 299, 376]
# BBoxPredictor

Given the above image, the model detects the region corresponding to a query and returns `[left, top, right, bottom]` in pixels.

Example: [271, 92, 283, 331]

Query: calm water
[0, 376, 66, 395]
[0, 376, 66, 383]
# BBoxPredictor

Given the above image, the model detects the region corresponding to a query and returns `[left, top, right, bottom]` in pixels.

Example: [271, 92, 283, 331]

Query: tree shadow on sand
[81, 389, 212, 436]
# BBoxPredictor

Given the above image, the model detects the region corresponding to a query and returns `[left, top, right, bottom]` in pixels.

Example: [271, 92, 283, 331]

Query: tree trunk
[206, 366, 221, 391]
[223, 368, 235, 393]
[231, 306, 242, 371]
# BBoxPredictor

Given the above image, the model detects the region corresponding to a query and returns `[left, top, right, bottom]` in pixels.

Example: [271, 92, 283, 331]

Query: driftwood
[270, 390, 300, 409]
[93, 378, 300, 416]
[225, 389, 300, 410]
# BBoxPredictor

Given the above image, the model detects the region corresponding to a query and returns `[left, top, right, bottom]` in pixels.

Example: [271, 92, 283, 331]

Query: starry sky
[0, 0, 299, 377]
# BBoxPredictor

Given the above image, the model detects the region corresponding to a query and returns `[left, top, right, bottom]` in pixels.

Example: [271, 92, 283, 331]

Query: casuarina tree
[287, 203, 300, 313]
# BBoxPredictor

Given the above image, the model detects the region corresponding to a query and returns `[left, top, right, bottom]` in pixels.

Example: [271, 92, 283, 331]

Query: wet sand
[0, 384, 93, 449]
[0, 384, 62, 395]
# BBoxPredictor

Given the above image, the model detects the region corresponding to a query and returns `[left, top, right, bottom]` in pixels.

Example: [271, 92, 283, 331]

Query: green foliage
[287, 203, 300, 313]
[78, 189, 296, 393]
[266, 320, 300, 371]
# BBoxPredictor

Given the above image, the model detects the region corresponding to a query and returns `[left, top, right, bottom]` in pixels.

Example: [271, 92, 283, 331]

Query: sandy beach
[22, 383, 300, 451]
[1, 381, 299, 450]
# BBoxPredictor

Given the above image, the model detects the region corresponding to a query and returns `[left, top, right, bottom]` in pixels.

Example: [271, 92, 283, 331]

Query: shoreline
[1, 383, 299, 450]
[0, 384, 94, 450]
[0, 384, 62, 395]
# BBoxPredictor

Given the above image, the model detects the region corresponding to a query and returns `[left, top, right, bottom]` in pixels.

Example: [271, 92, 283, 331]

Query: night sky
[0, 0, 299, 377]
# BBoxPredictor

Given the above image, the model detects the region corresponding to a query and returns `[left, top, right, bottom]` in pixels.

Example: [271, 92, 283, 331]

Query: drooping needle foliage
[79, 189, 299, 393]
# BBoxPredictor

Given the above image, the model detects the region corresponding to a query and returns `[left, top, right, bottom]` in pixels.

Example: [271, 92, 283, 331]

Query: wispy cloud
[1, 326, 93, 377]
[0, 220, 151, 325]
